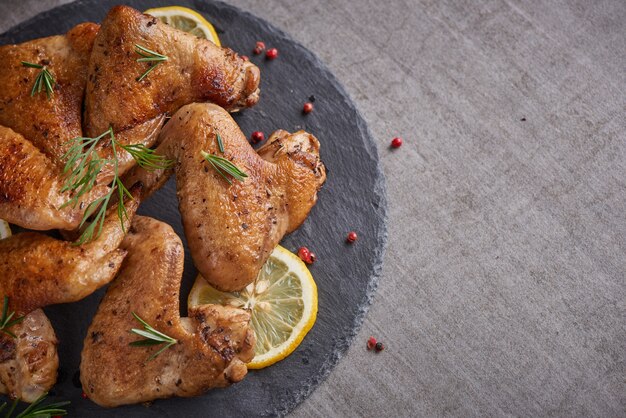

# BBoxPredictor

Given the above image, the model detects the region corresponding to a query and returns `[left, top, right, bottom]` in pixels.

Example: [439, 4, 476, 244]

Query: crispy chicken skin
[0, 310, 58, 403]
[81, 216, 255, 407]
[124, 103, 326, 291]
[84, 5, 260, 179]
[0, 23, 98, 168]
[0, 125, 109, 231]
[0, 189, 139, 315]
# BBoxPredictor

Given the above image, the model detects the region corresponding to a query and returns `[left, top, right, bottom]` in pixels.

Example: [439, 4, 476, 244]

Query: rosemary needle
[200, 151, 248, 185]
[21, 61, 56, 99]
[134, 44, 168, 82]
[0, 296, 24, 339]
[61, 127, 173, 245]
[216, 133, 224, 153]
[130, 312, 177, 361]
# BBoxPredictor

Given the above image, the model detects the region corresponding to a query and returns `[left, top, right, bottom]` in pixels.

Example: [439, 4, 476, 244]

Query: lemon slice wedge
[144, 6, 221, 46]
[0, 220, 11, 240]
[188, 245, 318, 369]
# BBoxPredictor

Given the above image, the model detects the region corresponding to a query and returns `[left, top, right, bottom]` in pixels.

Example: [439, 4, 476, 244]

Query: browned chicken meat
[0, 22, 98, 168]
[0, 310, 58, 403]
[0, 189, 138, 314]
[125, 103, 326, 291]
[0, 125, 109, 230]
[85, 5, 260, 180]
[81, 216, 255, 407]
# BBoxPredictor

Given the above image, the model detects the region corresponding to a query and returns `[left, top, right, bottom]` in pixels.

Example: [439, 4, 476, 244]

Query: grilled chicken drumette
[81, 216, 255, 407]
[0, 187, 139, 403]
[0, 189, 139, 315]
[85, 5, 260, 182]
[0, 22, 98, 169]
[0, 125, 110, 230]
[124, 103, 326, 291]
[0, 310, 58, 403]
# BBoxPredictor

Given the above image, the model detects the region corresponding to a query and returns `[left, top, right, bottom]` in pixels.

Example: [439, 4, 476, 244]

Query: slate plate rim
[0, 0, 388, 416]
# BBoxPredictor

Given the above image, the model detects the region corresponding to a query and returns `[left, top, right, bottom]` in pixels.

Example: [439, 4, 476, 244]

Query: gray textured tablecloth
[1, 1, 624, 416]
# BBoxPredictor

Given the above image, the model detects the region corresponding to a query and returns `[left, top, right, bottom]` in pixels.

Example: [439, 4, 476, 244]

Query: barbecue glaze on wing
[125, 103, 326, 291]
[81, 216, 255, 407]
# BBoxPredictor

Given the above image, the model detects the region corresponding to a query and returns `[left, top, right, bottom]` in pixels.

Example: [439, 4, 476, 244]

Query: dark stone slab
[0, 1, 387, 416]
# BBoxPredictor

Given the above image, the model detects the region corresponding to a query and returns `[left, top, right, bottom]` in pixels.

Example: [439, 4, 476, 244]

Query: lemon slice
[144, 6, 221, 46]
[0, 220, 11, 240]
[188, 245, 318, 369]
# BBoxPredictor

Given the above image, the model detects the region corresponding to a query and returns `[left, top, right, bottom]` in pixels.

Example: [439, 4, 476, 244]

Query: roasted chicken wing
[0, 310, 58, 403]
[0, 125, 109, 231]
[0, 22, 98, 168]
[125, 103, 326, 291]
[0, 189, 139, 314]
[80, 216, 255, 407]
[85, 5, 260, 180]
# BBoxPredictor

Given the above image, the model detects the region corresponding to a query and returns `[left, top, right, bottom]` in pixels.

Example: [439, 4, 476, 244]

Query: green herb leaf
[129, 312, 177, 361]
[134, 44, 168, 82]
[0, 296, 24, 339]
[119, 143, 173, 171]
[61, 126, 172, 244]
[21, 61, 56, 99]
[13, 393, 70, 418]
[200, 151, 248, 185]
[216, 133, 224, 153]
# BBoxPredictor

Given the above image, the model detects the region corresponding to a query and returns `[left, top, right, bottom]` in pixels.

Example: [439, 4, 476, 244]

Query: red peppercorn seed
[241, 55, 249, 61]
[308, 252, 317, 264]
[367, 336, 377, 350]
[81, 391, 89, 399]
[253, 46, 263, 55]
[375, 342, 384, 352]
[391, 137, 403, 148]
[347, 231, 358, 243]
[266, 48, 279, 60]
[250, 131, 265, 144]
[256, 41, 266, 50]
[298, 246, 311, 262]
[303, 102, 314, 114]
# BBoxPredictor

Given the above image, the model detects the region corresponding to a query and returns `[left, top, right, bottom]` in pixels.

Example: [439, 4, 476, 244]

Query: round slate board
[0, 1, 387, 416]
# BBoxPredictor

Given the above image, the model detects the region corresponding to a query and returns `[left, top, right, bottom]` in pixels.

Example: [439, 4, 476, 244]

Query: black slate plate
[0, 1, 387, 416]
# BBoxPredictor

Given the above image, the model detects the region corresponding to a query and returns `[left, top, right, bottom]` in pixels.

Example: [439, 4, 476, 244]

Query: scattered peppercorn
[298, 246, 315, 264]
[375, 342, 384, 352]
[250, 131, 265, 144]
[81, 391, 89, 399]
[347, 231, 358, 243]
[241, 55, 249, 61]
[367, 336, 377, 350]
[266, 48, 279, 60]
[308, 94, 316, 103]
[303, 102, 314, 114]
[520, 117, 526, 121]
[391, 137, 403, 148]
[253, 41, 265, 55]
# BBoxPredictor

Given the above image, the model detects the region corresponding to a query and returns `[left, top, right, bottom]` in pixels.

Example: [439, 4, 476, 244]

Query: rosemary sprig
[0, 296, 24, 339]
[200, 151, 248, 185]
[134, 44, 168, 82]
[21, 61, 56, 99]
[61, 128, 172, 245]
[11, 393, 70, 418]
[129, 312, 177, 361]
[119, 143, 173, 171]
[216, 133, 224, 153]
